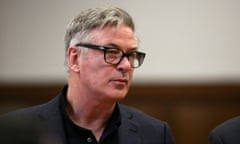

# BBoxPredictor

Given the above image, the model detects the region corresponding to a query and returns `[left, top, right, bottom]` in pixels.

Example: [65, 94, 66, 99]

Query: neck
[66, 85, 116, 141]
[66, 102, 116, 141]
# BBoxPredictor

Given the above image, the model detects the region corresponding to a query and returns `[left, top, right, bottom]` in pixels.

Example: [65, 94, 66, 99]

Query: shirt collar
[59, 84, 122, 130]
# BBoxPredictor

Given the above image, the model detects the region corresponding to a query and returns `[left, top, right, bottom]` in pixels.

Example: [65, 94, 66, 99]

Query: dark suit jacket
[209, 116, 240, 144]
[0, 95, 175, 144]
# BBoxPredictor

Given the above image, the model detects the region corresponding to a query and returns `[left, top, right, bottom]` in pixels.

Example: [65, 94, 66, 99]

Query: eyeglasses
[76, 43, 146, 68]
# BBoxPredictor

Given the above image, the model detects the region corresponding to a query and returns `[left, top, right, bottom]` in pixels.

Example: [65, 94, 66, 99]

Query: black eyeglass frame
[75, 43, 146, 68]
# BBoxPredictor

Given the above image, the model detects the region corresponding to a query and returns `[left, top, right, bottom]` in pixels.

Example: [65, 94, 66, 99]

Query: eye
[105, 48, 122, 63]
[107, 49, 121, 55]
[128, 51, 138, 58]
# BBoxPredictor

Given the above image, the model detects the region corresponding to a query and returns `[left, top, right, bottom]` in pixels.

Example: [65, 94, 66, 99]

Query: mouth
[111, 78, 128, 86]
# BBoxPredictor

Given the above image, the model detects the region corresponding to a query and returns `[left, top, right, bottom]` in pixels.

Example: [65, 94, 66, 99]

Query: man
[0, 7, 175, 144]
[209, 116, 240, 144]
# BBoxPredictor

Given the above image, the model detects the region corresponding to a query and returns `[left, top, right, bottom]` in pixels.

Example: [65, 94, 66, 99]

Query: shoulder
[119, 104, 163, 121]
[210, 116, 240, 144]
[119, 104, 172, 131]
[212, 116, 240, 133]
[0, 96, 60, 120]
[118, 104, 175, 143]
[0, 96, 63, 144]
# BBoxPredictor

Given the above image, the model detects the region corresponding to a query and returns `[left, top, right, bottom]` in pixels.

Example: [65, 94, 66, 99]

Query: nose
[116, 57, 132, 72]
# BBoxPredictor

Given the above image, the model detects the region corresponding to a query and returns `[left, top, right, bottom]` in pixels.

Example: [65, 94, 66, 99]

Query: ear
[67, 47, 80, 72]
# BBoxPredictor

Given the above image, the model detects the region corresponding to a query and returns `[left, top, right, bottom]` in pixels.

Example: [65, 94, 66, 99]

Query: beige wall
[1, 0, 240, 84]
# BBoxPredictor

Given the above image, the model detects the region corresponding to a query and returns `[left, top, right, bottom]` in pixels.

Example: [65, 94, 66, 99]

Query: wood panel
[1, 83, 240, 144]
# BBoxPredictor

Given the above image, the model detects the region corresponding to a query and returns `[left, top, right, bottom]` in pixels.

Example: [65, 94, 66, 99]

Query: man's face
[78, 25, 137, 102]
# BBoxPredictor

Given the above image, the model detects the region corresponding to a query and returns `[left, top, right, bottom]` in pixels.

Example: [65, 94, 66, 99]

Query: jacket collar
[118, 104, 141, 144]
[38, 95, 67, 144]
[39, 86, 141, 144]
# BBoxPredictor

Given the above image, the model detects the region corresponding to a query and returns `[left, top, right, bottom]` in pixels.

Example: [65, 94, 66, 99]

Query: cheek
[82, 59, 109, 82]
[82, 52, 105, 70]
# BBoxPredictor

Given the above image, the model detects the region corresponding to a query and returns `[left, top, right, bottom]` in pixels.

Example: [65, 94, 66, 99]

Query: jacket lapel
[118, 105, 141, 144]
[38, 96, 67, 144]
[37, 97, 142, 144]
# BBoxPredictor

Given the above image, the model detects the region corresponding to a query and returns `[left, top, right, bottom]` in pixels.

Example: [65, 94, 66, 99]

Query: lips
[111, 78, 128, 85]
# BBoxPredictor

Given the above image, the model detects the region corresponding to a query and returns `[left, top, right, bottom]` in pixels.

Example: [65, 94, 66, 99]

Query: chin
[105, 85, 130, 101]
[105, 90, 127, 102]
[114, 90, 128, 101]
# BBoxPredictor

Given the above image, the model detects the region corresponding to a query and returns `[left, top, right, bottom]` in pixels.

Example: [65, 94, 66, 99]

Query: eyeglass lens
[105, 49, 144, 68]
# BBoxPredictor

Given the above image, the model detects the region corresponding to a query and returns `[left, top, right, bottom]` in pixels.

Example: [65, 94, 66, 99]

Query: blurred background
[1, 0, 240, 144]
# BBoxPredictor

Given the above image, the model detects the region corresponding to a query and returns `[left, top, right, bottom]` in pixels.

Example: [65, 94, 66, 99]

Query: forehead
[89, 25, 138, 49]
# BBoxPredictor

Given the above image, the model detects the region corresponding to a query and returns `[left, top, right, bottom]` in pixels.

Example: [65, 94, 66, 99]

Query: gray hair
[64, 7, 135, 68]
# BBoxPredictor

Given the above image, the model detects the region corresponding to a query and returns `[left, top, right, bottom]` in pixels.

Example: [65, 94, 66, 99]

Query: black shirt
[59, 86, 121, 144]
